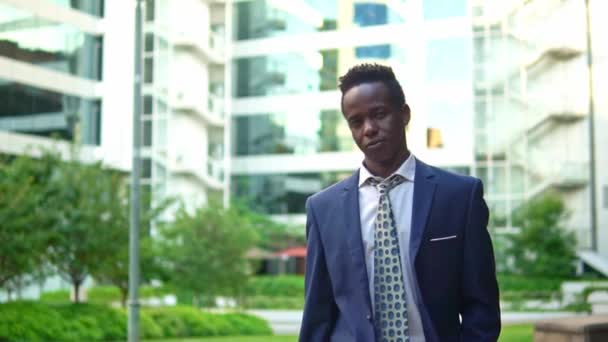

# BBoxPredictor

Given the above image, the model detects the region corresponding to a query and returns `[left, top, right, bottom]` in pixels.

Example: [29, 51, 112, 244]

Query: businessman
[299, 64, 500, 342]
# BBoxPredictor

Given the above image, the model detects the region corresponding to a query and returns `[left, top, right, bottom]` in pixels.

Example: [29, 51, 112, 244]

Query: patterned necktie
[368, 174, 409, 342]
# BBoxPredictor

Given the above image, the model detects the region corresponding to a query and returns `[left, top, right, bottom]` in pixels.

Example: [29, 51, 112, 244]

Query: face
[342, 82, 410, 167]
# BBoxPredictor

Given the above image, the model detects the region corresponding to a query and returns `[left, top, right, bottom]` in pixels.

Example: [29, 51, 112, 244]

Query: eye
[374, 111, 387, 119]
[349, 118, 362, 127]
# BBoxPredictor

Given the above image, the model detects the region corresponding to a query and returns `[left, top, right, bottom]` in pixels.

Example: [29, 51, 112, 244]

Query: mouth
[366, 140, 385, 149]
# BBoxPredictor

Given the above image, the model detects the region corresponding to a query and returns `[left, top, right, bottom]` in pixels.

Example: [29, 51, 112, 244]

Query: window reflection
[51, 0, 104, 17]
[234, 45, 403, 97]
[0, 78, 101, 145]
[232, 172, 352, 214]
[0, 4, 103, 80]
[233, 110, 355, 156]
[234, 0, 404, 41]
[423, 0, 467, 20]
[426, 38, 471, 81]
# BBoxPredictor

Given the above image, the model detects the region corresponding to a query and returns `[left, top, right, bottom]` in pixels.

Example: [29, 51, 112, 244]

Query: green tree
[45, 158, 125, 302]
[91, 189, 172, 307]
[507, 194, 577, 277]
[0, 152, 60, 293]
[158, 202, 258, 306]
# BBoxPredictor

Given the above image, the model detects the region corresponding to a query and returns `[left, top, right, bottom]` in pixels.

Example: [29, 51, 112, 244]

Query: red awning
[275, 246, 307, 258]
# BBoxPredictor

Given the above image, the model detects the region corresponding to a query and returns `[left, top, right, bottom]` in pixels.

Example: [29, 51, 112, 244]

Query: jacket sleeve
[460, 179, 501, 341]
[299, 198, 338, 342]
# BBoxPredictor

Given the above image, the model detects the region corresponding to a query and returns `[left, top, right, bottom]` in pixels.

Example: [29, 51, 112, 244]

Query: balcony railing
[207, 94, 224, 119]
[172, 155, 224, 190]
[173, 92, 224, 127]
[173, 29, 225, 64]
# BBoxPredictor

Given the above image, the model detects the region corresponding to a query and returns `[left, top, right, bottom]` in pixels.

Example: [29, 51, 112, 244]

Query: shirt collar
[358, 153, 416, 188]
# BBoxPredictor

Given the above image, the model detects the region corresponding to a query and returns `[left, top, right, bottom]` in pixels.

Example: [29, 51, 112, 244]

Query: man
[299, 64, 500, 342]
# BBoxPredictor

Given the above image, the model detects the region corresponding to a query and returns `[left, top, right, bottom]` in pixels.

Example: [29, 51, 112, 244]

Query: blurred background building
[230, 0, 474, 225]
[0, 0, 229, 220]
[471, 0, 607, 257]
[0, 0, 606, 264]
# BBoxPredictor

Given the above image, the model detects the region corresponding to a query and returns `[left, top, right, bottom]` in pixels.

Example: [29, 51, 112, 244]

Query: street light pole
[129, 0, 143, 340]
[584, 0, 598, 251]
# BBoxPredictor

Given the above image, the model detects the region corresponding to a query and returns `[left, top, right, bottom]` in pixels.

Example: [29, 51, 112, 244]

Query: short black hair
[338, 63, 406, 110]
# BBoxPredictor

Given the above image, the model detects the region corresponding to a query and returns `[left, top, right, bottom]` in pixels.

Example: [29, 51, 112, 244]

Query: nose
[363, 119, 378, 137]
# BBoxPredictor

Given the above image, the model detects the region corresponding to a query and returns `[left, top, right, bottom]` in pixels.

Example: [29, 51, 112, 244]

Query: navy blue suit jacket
[299, 160, 500, 342]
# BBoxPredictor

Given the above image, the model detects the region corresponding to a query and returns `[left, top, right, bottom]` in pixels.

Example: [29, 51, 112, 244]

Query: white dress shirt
[358, 154, 426, 342]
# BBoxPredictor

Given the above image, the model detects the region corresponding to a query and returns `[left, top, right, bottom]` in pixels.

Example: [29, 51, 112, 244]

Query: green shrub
[39, 289, 70, 303]
[222, 313, 273, 335]
[143, 306, 272, 337]
[240, 296, 304, 309]
[40, 285, 175, 306]
[0, 302, 270, 341]
[87, 286, 121, 304]
[140, 311, 164, 339]
[498, 274, 563, 293]
[0, 302, 127, 342]
[0, 301, 66, 342]
[244, 276, 304, 297]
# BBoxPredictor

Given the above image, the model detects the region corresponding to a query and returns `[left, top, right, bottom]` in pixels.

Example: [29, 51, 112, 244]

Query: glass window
[232, 110, 355, 156]
[423, 0, 466, 20]
[145, 0, 155, 22]
[234, 44, 406, 97]
[51, 0, 104, 17]
[232, 171, 353, 214]
[145, 33, 154, 52]
[426, 38, 471, 82]
[426, 99, 473, 154]
[354, 4, 388, 27]
[144, 57, 154, 84]
[143, 95, 153, 114]
[356, 45, 391, 59]
[142, 120, 152, 147]
[234, 0, 404, 41]
[0, 4, 103, 80]
[142, 158, 152, 178]
[0, 78, 101, 145]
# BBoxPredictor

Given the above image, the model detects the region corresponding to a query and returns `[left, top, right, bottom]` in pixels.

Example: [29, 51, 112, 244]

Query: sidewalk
[247, 309, 589, 335]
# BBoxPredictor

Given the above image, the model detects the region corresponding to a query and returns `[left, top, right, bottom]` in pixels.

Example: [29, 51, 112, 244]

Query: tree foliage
[44, 156, 126, 302]
[506, 194, 577, 277]
[0, 152, 60, 290]
[91, 189, 172, 307]
[158, 202, 258, 305]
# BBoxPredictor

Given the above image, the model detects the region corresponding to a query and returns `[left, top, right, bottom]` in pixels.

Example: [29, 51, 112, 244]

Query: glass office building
[0, 1, 103, 145]
[230, 0, 475, 223]
[231, 0, 607, 255]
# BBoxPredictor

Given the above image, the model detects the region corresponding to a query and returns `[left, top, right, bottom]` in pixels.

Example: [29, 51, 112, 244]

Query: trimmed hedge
[497, 274, 564, 293]
[244, 276, 304, 297]
[40, 285, 174, 305]
[239, 296, 304, 310]
[143, 307, 271, 337]
[0, 302, 271, 341]
[0, 301, 129, 342]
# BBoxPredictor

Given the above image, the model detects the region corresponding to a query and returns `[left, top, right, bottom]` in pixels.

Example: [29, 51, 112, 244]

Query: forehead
[342, 82, 392, 112]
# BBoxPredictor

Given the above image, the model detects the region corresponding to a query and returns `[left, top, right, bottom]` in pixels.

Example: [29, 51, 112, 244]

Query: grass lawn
[147, 337, 296, 342]
[147, 324, 534, 342]
[500, 324, 534, 341]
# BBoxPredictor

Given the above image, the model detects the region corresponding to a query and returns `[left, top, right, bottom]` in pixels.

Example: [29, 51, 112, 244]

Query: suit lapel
[410, 159, 437, 263]
[342, 172, 373, 313]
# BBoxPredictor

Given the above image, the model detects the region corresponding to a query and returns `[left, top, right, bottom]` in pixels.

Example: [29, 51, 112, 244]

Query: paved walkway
[247, 309, 589, 335]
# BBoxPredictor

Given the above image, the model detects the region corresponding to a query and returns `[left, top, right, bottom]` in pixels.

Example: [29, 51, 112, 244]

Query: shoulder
[307, 171, 358, 209]
[418, 160, 482, 193]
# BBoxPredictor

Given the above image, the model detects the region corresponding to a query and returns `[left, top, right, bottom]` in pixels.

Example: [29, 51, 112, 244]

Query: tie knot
[367, 174, 405, 194]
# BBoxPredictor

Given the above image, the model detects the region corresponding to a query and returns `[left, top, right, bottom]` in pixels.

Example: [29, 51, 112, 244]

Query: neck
[364, 148, 410, 178]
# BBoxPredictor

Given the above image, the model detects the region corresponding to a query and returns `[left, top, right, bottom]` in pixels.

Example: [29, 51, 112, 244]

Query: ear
[401, 104, 411, 127]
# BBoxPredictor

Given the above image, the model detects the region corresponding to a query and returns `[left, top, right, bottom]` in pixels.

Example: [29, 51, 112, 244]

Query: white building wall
[100, 0, 135, 170]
